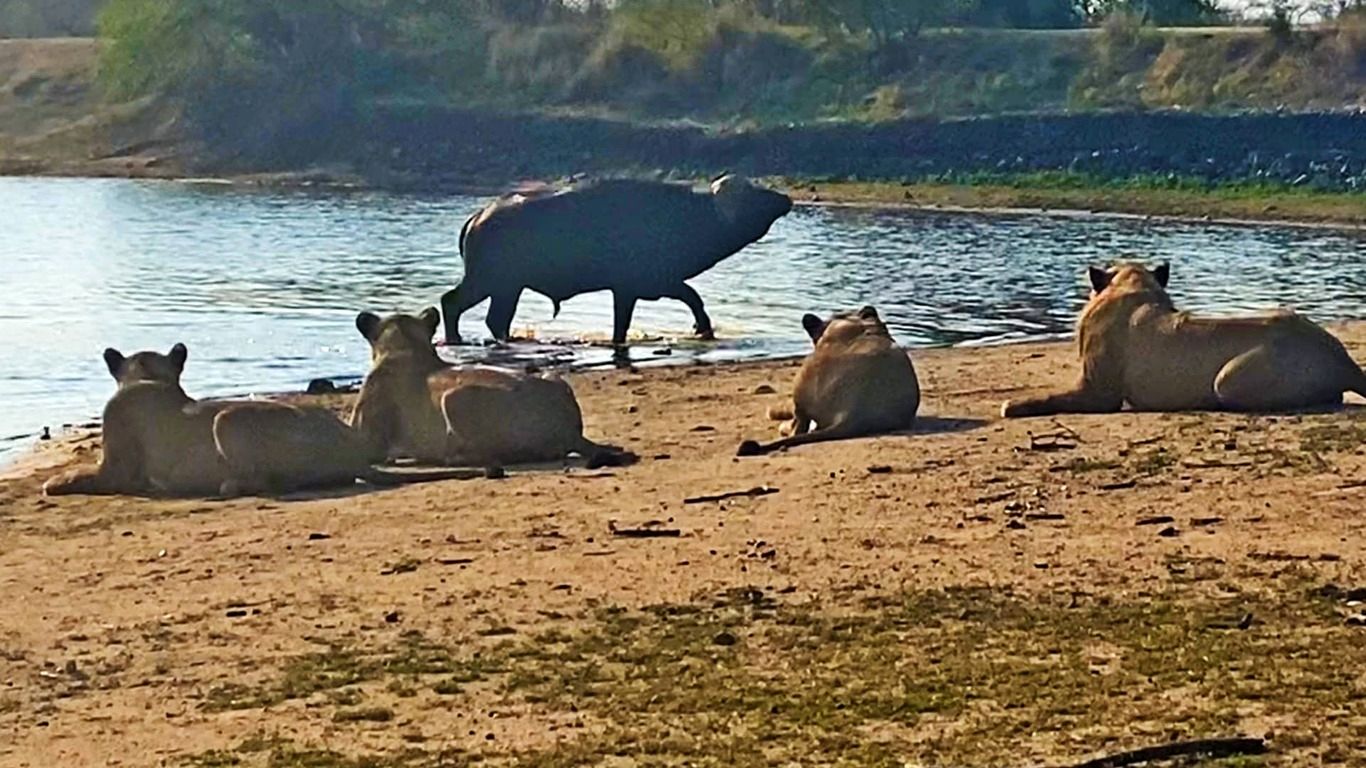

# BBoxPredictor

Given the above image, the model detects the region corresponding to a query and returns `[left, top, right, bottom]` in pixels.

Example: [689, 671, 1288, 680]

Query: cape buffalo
[441, 175, 793, 346]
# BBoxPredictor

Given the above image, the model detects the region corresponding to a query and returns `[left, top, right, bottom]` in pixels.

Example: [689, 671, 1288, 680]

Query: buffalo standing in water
[441, 175, 793, 346]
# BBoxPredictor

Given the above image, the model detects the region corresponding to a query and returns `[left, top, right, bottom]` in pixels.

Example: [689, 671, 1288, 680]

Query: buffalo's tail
[458, 212, 476, 260]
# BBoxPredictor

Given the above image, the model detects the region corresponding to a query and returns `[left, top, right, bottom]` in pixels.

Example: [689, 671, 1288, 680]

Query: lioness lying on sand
[737, 306, 920, 455]
[43, 344, 477, 497]
[1003, 261, 1366, 417]
[351, 308, 634, 468]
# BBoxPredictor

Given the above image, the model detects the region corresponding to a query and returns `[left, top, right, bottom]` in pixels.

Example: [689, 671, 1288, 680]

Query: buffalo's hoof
[696, 329, 717, 341]
[736, 440, 764, 457]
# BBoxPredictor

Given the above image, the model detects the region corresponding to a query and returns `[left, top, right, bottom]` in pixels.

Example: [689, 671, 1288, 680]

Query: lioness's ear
[801, 313, 826, 342]
[356, 312, 382, 342]
[858, 306, 879, 320]
[418, 307, 441, 335]
[169, 343, 188, 372]
[1088, 266, 1112, 293]
[103, 348, 125, 379]
[1153, 262, 1170, 288]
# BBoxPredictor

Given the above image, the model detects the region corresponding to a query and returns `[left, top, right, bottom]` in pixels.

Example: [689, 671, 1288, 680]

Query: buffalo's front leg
[485, 290, 522, 342]
[668, 283, 714, 340]
[612, 290, 638, 347]
[441, 281, 490, 344]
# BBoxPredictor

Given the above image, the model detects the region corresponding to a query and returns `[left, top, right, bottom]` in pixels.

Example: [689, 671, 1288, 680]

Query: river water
[2, 176, 1364, 462]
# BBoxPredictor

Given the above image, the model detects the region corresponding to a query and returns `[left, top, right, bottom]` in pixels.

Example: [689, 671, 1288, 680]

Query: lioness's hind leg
[442, 385, 519, 465]
[1214, 344, 1343, 412]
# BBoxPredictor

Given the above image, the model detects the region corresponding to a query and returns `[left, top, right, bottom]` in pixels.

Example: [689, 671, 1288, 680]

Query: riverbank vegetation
[3, 1, 1366, 217]
[92, 0, 1366, 135]
[798, 173, 1366, 226]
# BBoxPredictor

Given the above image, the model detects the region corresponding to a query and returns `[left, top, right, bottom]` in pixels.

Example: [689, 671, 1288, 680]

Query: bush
[97, 0, 488, 161]
[1069, 9, 1165, 107]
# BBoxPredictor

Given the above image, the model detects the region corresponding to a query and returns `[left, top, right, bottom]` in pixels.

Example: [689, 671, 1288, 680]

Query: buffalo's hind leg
[441, 281, 490, 345]
[667, 283, 715, 340]
[1214, 344, 1343, 412]
[485, 290, 523, 342]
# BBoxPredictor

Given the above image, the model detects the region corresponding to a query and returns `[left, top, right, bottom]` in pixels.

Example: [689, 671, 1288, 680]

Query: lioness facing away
[738, 306, 920, 455]
[1002, 262, 1366, 417]
[43, 344, 477, 498]
[350, 308, 634, 468]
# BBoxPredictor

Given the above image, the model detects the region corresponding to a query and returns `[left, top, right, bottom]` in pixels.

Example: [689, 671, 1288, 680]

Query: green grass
[790, 174, 1366, 225]
[187, 582, 1366, 767]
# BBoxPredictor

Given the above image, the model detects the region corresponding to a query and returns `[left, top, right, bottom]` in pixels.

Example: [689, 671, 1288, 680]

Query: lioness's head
[1089, 261, 1170, 295]
[103, 343, 188, 388]
[800, 306, 891, 347]
[356, 308, 442, 361]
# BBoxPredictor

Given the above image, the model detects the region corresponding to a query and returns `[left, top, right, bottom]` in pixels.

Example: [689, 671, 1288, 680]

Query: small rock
[691, 425, 716, 432]
[753, 384, 777, 395]
[484, 466, 506, 480]
[225, 609, 248, 618]
[1237, 613, 1254, 630]
[712, 631, 738, 646]
[384, 611, 401, 624]
[1006, 520, 1027, 530]
[306, 378, 338, 395]
[1346, 613, 1366, 627]
[1158, 526, 1180, 538]
[307, 532, 331, 541]
[867, 465, 893, 475]
[1137, 515, 1176, 526]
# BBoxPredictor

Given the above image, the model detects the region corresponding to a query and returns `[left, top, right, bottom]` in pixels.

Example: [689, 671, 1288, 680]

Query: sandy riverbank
[1, 326, 1365, 767]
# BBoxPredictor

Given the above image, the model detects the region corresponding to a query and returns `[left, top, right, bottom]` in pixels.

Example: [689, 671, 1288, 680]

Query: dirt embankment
[2, 327, 1364, 767]
[0, 38, 179, 178]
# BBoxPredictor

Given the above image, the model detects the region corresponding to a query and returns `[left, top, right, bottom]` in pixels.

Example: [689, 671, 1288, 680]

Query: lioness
[737, 306, 920, 455]
[1002, 261, 1366, 417]
[351, 308, 634, 468]
[43, 344, 477, 497]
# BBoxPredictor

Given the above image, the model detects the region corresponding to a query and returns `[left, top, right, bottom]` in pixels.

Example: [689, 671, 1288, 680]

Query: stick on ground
[1065, 736, 1267, 768]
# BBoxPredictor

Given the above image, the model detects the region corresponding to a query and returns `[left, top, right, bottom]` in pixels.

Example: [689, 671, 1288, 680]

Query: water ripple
[2, 176, 1364, 462]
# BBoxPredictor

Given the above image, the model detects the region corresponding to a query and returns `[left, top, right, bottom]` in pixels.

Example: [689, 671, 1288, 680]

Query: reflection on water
[3, 176, 1364, 461]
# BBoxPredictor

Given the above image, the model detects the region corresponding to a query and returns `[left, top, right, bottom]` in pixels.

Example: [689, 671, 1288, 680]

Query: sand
[1, 327, 1364, 767]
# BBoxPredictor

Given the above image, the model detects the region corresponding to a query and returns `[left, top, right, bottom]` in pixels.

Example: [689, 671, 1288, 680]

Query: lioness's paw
[736, 440, 763, 457]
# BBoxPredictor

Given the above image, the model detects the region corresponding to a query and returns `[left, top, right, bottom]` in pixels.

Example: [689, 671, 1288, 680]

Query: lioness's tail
[43, 467, 112, 496]
[578, 439, 638, 470]
[361, 467, 486, 486]
[737, 420, 872, 457]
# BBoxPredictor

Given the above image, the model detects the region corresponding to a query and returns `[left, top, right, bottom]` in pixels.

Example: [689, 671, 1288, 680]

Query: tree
[1086, 0, 1224, 24]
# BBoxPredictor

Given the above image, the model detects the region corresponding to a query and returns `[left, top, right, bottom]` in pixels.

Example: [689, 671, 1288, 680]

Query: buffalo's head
[356, 308, 442, 362]
[103, 343, 188, 389]
[710, 174, 793, 232]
